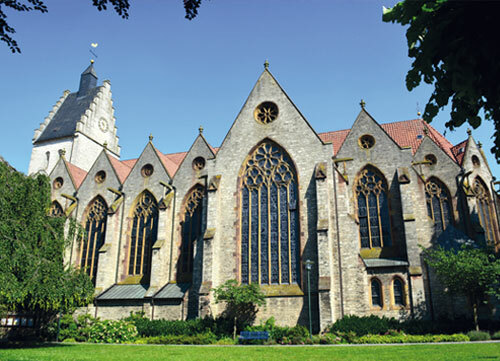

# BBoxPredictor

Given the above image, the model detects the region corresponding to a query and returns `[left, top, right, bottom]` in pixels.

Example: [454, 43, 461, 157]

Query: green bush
[467, 330, 491, 341]
[142, 332, 217, 345]
[327, 315, 399, 336]
[88, 319, 138, 344]
[354, 332, 469, 344]
[244, 317, 310, 344]
[492, 331, 500, 340]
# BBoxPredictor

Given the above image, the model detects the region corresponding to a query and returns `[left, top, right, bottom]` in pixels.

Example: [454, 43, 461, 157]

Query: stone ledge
[260, 284, 304, 297]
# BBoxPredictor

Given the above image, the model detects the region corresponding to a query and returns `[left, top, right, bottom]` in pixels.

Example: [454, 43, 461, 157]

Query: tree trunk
[472, 296, 479, 331]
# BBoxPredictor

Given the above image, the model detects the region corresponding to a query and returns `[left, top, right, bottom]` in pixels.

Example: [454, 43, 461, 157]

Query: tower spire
[78, 60, 98, 96]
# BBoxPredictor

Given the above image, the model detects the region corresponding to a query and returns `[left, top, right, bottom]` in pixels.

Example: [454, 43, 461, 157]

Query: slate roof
[153, 283, 190, 299]
[96, 284, 149, 300]
[35, 87, 102, 143]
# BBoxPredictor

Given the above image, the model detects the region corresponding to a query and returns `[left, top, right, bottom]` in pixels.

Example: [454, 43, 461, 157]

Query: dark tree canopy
[383, 0, 500, 162]
[0, 161, 94, 323]
[0, 0, 205, 53]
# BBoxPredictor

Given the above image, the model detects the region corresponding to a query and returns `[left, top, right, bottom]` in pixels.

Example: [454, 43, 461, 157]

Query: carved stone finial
[199, 125, 203, 134]
[103, 141, 108, 149]
[478, 141, 482, 148]
[467, 128, 472, 136]
[264, 59, 269, 70]
[58, 149, 66, 158]
[149, 133, 153, 142]
[360, 99, 366, 109]
[423, 126, 429, 135]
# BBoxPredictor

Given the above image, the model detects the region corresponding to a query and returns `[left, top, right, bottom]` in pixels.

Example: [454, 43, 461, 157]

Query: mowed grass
[0, 343, 499, 361]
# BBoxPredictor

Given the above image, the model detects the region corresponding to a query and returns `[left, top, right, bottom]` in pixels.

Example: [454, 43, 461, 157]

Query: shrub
[142, 332, 217, 345]
[492, 331, 500, 340]
[327, 315, 399, 336]
[88, 319, 138, 344]
[467, 330, 491, 341]
[215, 337, 237, 345]
[245, 317, 310, 344]
[354, 332, 469, 344]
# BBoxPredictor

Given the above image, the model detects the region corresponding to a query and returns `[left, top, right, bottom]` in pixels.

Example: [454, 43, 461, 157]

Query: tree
[1, 0, 205, 53]
[383, 1, 500, 163]
[422, 245, 500, 331]
[0, 160, 95, 330]
[212, 279, 265, 339]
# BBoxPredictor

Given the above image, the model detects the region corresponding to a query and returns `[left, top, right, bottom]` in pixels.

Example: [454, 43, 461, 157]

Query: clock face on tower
[98, 118, 108, 133]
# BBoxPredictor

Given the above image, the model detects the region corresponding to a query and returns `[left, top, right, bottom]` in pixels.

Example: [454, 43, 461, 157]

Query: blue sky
[1, 0, 498, 178]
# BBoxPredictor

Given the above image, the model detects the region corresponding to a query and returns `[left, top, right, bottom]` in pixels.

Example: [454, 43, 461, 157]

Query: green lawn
[0, 343, 499, 361]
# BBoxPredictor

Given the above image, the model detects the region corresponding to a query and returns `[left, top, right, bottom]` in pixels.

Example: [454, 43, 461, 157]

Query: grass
[0, 343, 499, 361]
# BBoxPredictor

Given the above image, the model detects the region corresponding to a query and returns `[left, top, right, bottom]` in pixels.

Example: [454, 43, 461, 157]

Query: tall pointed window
[80, 196, 108, 285]
[49, 201, 64, 217]
[128, 191, 158, 283]
[425, 178, 453, 234]
[240, 141, 300, 285]
[393, 277, 406, 307]
[355, 166, 392, 248]
[179, 185, 205, 282]
[370, 278, 382, 307]
[473, 178, 499, 244]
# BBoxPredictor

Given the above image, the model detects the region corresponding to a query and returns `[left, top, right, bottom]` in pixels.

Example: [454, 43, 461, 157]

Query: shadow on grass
[0, 341, 74, 350]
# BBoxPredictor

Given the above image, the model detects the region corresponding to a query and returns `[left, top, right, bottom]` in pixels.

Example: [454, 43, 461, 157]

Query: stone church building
[28, 63, 500, 331]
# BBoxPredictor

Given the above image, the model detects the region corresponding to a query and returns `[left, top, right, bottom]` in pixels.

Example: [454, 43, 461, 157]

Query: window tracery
[49, 201, 64, 217]
[240, 141, 299, 285]
[128, 191, 158, 282]
[473, 178, 499, 244]
[355, 166, 392, 248]
[425, 178, 453, 234]
[80, 196, 108, 285]
[179, 185, 205, 282]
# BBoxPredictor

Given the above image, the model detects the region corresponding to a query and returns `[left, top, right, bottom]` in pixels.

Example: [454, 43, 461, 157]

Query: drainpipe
[332, 162, 344, 318]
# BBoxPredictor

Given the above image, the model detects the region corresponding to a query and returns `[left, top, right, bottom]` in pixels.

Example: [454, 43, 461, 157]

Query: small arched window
[393, 278, 406, 306]
[128, 191, 159, 283]
[49, 201, 64, 217]
[80, 196, 108, 285]
[371, 278, 383, 307]
[425, 178, 453, 234]
[355, 166, 392, 248]
[178, 185, 205, 282]
[474, 178, 499, 244]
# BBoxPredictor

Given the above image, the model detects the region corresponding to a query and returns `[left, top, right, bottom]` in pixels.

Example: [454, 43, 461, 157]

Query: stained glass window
[128, 191, 158, 283]
[371, 278, 382, 307]
[425, 178, 453, 235]
[179, 185, 205, 282]
[80, 196, 108, 285]
[49, 201, 64, 217]
[240, 141, 300, 285]
[474, 178, 499, 244]
[393, 278, 405, 306]
[355, 166, 392, 248]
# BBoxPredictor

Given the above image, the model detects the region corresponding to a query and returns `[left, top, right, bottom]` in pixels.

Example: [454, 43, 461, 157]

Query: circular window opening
[53, 177, 64, 189]
[95, 170, 106, 184]
[141, 164, 154, 178]
[254, 101, 279, 124]
[472, 155, 481, 167]
[192, 156, 206, 171]
[359, 134, 375, 149]
[425, 154, 437, 165]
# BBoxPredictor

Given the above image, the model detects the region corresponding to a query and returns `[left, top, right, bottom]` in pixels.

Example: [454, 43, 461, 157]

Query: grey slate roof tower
[78, 62, 98, 96]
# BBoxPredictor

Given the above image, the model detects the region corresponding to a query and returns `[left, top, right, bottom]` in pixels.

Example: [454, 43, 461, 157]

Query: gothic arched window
[425, 178, 453, 234]
[240, 141, 300, 285]
[355, 166, 392, 248]
[80, 196, 108, 285]
[128, 191, 159, 283]
[370, 278, 382, 307]
[393, 277, 406, 306]
[473, 178, 499, 244]
[49, 201, 64, 217]
[179, 185, 205, 282]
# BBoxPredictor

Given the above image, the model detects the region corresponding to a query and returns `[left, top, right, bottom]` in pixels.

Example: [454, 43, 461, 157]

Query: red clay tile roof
[318, 119, 456, 161]
[108, 155, 134, 183]
[65, 161, 87, 189]
[450, 139, 468, 165]
[154, 148, 187, 177]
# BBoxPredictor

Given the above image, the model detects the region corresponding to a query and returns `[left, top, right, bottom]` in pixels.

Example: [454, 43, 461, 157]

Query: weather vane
[89, 43, 99, 61]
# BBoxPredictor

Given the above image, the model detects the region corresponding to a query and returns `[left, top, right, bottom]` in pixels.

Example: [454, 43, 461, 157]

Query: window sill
[260, 284, 304, 297]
